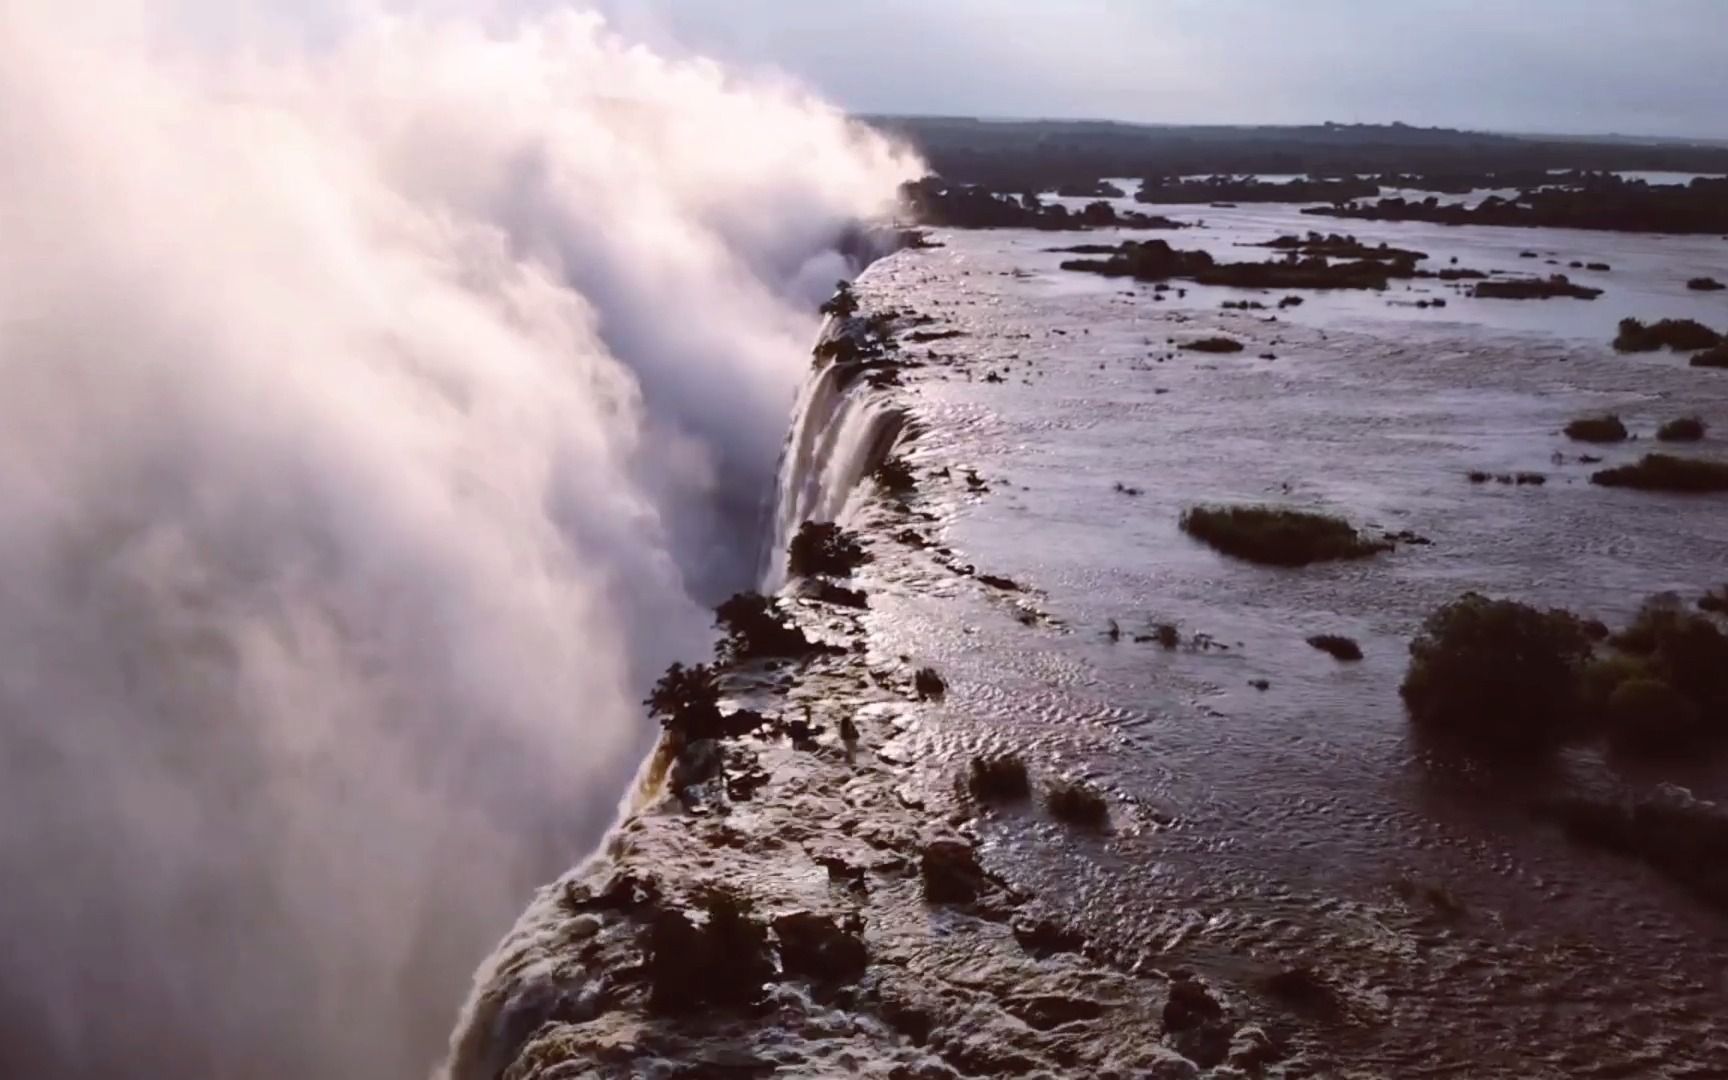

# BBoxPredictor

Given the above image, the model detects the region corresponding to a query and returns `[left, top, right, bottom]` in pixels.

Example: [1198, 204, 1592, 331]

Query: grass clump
[1591, 454, 1728, 492]
[1399, 593, 1594, 755]
[788, 521, 869, 577]
[1656, 417, 1706, 442]
[1613, 317, 1721, 352]
[1563, 415, 1628, 443]
[1307, 634, 1364, 661]
[968, 755, 1031, 802]
[1180, 505, 1392, 567]
[913, 666, 946, 700]
[1180, 336, 1246, 353]
[1045, 778, 1109, 830]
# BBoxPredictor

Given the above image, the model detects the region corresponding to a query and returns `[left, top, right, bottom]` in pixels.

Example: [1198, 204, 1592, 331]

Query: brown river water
[834, 200, 1728, 1077]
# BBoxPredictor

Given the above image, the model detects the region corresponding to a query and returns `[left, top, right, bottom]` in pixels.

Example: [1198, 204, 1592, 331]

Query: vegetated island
[1302, 174, 1728, 234]
[900, 177, 1184, 231]
[865, 117, 1728, 193]
[1400, 591, 1728, 911]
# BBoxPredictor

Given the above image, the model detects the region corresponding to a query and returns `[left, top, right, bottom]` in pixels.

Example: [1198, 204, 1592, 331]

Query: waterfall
[761, 304, 911, 590]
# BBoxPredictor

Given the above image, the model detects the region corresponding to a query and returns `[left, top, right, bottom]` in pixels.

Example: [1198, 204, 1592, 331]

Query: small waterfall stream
[761, 310, 910, 590]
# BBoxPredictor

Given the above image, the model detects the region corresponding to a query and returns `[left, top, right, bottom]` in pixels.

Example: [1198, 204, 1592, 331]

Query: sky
[584, 0, 1728, 140]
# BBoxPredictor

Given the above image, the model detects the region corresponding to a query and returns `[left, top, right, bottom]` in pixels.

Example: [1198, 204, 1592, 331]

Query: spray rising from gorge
[0, 5, 918, 1077]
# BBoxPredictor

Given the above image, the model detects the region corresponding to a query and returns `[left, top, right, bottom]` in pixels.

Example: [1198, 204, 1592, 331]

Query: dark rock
[772, 911, 868, 983]
[914, 666, 947, 700]
[1261, 967, 1343, 1019]
[1006, 993, 1106, 1030]
[647, 888, 775, 1013]
[920, 837, 988, 904]
[1045, 778, 1110, 830]
[1011, 914, 1087, 957]
[1306, 634, 1363, 661]
[1687, 276, 1725, 291]
[1657, 417, 1706, 442]
[1614, 316, 1721, 352]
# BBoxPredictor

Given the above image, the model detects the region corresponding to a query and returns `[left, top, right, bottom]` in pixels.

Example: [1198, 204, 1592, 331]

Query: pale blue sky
[584, 0, 1728, 139]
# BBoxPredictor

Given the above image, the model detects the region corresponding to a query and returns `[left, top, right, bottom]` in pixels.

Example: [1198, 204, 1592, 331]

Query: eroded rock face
[773, 911, 868, 982]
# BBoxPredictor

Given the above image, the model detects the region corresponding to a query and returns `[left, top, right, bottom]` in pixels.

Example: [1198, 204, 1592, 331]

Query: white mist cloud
[0, 3, 918, 1077]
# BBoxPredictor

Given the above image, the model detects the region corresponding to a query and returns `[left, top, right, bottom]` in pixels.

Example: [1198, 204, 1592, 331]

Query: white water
[763, 315, 912, 588]
[0, 4, 917, 1078]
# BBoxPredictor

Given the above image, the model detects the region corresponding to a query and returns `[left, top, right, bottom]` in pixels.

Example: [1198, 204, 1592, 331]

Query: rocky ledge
[442, 288, 1320, 1080]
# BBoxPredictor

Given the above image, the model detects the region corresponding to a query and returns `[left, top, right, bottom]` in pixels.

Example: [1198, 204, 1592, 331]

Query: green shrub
[1564, 415, 1627, 443]
[1609, 599, 1728, 721]
[715, 592, 816, 660]
[644, 663, 759, 741]
[1180, 505, 1392, 566]
[968, 755, 1031, 802]
[1656, 417, 1706, 442]
[1400, 593, 1594, 754]
[788, 521, 869, 577]
[1591, 454, 1728, 492]
[1604, 679, 1703, 756]
[819, 281, 859, 320]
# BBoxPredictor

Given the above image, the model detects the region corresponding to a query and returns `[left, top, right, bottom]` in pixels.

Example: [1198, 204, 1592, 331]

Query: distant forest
[865, 117, 1728, 188]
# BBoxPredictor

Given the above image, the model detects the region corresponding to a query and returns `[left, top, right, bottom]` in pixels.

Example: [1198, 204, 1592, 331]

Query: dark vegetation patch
[1399, 594, 1594, 755]
[1060, 237, 1416, 291]
[1687, 276, 1725, 291]
[1692, 345, 1728, 369]
[1181, 336, 1245, 353]
[899, 177, 1182, 230]
[1303, 174, 1728, 234]
[1613, 317, 1721, 352]
[715, 592, 821, 661]
[968, 755, 1031, 802]
[1140, 176, 1378, 204]
[1563, 414, 1628, 443]
[1401, 594, 1728, 759]
[913, 666, 946, 701]
[1656, 417, 1706, 443]
[1307, 634, 1364, 661]
[1255, 231, 1426, 262]
[1591, 454, 1728, 492]
[1180, 505, 1392, 566]
[871, 456, 917, 495]
[646, 663, 758, 742]
[1471, 275, 1602, 301]
[1044, 778, 1109, 830]
[819, 280, 859, 320]
[788, 521, 869, 577]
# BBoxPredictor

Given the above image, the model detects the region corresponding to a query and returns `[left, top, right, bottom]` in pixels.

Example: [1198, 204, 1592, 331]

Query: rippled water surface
[847, 212, 1728, 1076]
